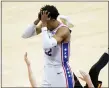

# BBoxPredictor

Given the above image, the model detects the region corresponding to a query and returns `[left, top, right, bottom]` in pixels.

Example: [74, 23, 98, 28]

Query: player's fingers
[25, 52, 27, 57]
[78, 77, 85, 81]
[41, 11, 43, 16]
[79, 70, 84, 76]
[24, 52, 26, 58]
[43, 11, 45, 15]
[25, 52, 27, 56]
[79, 70, 86, 77]
[47, 12, 50, 16]
[40, 8, 42, 11]
[81, 71, 88, 77]
[81, 71, 85, 76]
[44, 10, 47, 14]
[43, 11, 45, 14]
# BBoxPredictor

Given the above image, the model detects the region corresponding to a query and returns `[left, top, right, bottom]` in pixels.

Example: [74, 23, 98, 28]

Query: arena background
[2, 2, 108, 87]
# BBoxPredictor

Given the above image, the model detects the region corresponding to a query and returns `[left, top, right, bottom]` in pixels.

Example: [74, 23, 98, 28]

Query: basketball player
[22, 5, 74, 87]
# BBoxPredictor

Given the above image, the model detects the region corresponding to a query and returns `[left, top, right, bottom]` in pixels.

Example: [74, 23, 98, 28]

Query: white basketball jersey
[43, 23, 70, 66]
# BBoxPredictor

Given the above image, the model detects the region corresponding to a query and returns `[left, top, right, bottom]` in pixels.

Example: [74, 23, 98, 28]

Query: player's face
[46, 20, 54, 31]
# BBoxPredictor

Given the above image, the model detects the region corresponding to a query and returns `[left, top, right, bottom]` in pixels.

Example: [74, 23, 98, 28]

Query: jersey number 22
[45, 48, 52, 56]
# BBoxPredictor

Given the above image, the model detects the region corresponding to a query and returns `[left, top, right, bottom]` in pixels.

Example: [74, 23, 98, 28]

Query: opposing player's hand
[79, 70, 94, 87]
[79, 70, 91, 82]
[41, 11, 50, 26]
[24, 52, 30, 66]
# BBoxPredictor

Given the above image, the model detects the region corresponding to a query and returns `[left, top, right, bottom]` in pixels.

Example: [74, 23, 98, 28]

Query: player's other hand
[24, 52, 30, 66]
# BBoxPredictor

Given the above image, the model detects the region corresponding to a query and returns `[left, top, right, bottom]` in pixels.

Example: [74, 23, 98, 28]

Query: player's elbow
[21, 35, 28, 38]
[21, 34, 31, 38]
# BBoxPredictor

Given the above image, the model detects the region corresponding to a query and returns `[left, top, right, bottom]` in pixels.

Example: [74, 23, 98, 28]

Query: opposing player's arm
[41, 26, 69, 49]
[79, 70, 94, 88]
[24, 52, 37, 87]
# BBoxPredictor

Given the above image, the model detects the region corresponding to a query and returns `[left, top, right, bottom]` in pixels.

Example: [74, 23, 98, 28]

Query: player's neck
[50, 20, 60, 31]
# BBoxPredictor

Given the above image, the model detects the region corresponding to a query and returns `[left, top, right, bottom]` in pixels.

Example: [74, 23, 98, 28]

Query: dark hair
[38, 5, 60, 20]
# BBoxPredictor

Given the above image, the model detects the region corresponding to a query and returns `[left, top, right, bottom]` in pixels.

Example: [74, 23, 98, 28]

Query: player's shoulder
[57, 26, 70, 34]
[55, 26, 70, 38]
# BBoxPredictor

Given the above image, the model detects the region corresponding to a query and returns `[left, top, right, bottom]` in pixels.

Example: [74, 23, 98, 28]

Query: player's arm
[24, 52, 37, 87]
[22, 18, 42, 38]
[41, 26, 69, 49]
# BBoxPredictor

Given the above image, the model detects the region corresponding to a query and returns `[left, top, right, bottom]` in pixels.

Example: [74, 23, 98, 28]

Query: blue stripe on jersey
[64, 63, 73, 88]
[61, 43, 73, 88]
[62, 43, 69, 63]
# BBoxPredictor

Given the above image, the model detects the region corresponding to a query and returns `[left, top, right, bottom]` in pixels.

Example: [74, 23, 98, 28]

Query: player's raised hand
[24, 52, 30, 66]
[41, 11, 50, 26]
